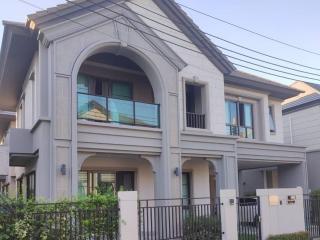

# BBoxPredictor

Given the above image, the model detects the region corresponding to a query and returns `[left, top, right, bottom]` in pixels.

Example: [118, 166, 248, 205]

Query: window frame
[225, 100, 254, 139]
[184, 80, 208, 130]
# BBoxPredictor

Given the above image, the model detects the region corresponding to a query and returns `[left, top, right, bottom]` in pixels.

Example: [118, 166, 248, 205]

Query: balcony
[186, 112, 205, 129]
[7, 128, 37, 166]
[77, 93, 160, 128]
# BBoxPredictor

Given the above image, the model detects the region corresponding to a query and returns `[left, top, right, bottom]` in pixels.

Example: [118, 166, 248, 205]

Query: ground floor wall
[306, 150, 320, 191]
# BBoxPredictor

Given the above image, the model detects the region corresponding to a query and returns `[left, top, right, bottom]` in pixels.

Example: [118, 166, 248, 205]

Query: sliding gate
[138, 198, 222, 240]
[237, 197, 262, 240]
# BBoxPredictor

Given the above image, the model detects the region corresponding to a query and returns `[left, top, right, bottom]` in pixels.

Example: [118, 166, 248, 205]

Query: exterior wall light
[174, 167, 180, 177]
[269, 195, 280, 206]
[60, 164, 67, 176]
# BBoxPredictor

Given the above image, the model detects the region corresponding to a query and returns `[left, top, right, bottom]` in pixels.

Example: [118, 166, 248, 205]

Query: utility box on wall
[257, 187, 305, 240]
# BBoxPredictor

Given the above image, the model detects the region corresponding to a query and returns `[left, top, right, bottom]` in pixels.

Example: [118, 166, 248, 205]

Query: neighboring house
[283, 81, 320, 191]
[0, 0, 307, 200]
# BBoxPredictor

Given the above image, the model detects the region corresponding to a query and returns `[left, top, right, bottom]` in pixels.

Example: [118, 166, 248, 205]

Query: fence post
[118, 191, 139, 240]
[220, 189, 238, 240]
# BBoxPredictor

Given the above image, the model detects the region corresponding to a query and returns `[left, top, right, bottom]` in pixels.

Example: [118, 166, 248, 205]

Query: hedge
[268, 231, 309, 240]
[0, 191, 118, 240]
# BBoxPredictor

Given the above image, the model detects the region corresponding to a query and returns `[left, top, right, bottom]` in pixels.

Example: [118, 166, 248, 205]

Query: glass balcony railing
[77, 93, 160, 128]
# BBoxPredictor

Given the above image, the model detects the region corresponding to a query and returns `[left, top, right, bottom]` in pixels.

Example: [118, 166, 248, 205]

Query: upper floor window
[269, 106, 276, 133]
[185, 83, 206, 129]
[225, 100, 254, 139]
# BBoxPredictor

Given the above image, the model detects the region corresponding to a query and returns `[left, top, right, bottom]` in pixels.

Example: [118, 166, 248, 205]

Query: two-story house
[0, 0, 307, 200]
[283, 81, 320, 191]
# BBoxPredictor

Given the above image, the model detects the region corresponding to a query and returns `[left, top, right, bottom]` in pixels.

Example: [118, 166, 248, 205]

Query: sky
[0, 0, 319, 86]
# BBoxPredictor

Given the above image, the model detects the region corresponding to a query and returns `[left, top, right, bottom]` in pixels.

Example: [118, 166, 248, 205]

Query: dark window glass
[182, 172, 191, 205]
[111, 82, 132, 100]
[17, 178, 23, 198]
[116, 172, 135, 191]
[79, 171, 135, 195]
[186, 85, 196, 113]
[77, 74, 90, 94]
[95, 79, 103, 96]
[269, 106, 276, 133]
[26, 172, 36, 200]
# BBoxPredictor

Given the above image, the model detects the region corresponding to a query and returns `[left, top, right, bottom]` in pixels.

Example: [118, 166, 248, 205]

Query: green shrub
[0, 191, 118, 240]
[183, 214, 221, 239]
[268, 231, 309, 240]
[310, 189, 320, 198]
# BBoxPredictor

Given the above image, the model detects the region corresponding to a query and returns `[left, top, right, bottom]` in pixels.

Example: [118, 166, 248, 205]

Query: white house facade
[0, 0, 308, 200]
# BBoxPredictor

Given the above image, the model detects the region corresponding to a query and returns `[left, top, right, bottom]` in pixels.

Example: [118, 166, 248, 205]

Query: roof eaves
[225, 70, 302, 100]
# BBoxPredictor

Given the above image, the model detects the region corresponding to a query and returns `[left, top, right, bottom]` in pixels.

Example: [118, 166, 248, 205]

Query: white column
[220, 189, 238, 240]
[118, 191, 139, 240]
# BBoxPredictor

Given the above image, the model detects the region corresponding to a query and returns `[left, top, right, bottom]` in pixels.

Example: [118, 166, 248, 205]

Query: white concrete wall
[220, 189, 238, 240]
[182, 159, 210, 198]
[257, 187, 305, 239]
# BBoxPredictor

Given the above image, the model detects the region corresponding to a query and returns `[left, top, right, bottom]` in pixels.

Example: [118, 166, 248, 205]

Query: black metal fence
[139, 198, 222, 240]
[0, 202, 119, 240]
[304, 195, 320, 239]
[237, 197, 262, 240]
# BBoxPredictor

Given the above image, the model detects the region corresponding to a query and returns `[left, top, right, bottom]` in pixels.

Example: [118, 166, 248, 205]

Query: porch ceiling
[238, 160, 301, 170]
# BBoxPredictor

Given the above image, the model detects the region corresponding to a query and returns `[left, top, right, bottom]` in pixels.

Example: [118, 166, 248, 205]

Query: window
[269, 106, 276, 133]
[182, 172, 191, 199]
[78, 171, 135, 196]
[111, 82, 132, 100]
[185, 83, 205, 129]
[225, 100, 254, 139]
[17, 177, 23, 198]
[26, 172, 36, 200]
[77, 74, 90, 94]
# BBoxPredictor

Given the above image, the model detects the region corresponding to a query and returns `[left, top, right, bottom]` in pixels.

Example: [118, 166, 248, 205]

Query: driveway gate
[237, 197, 262, 240]
[304, 194, 320, 239]
[138, 197, 222, 240]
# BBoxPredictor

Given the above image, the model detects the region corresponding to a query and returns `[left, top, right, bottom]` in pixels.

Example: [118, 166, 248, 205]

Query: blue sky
[1, 0, 319, 86]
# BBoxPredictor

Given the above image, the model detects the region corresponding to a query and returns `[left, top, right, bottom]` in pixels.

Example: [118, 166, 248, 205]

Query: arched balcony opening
[77, 52, 160, 128]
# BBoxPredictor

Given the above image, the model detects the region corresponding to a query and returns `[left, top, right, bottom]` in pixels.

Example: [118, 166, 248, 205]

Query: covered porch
[77, 153, 156, 200]
[237, 140, 308, 196]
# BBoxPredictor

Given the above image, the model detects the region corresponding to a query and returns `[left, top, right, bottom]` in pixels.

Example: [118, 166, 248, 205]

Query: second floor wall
[10, 0, 291, 145]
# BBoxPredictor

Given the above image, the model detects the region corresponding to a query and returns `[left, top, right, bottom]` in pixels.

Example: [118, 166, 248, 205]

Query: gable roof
[27, 0, 235, 74]
[283, 93, 320, 114]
